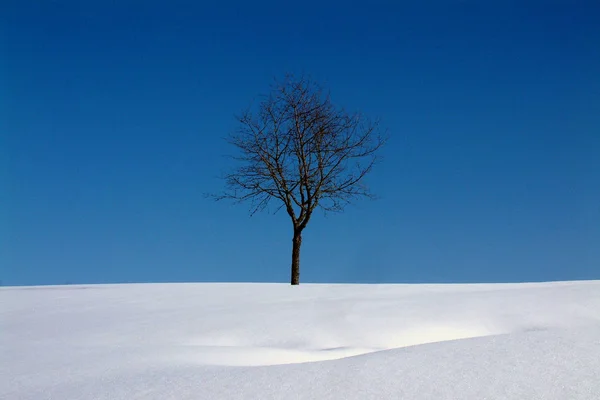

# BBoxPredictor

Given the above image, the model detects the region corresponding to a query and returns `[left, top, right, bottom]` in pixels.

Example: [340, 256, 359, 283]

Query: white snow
[2, 280, 600, 399]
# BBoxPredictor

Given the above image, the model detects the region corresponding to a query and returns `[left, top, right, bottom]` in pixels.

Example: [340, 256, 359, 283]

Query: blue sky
[2, 1, 599, 286]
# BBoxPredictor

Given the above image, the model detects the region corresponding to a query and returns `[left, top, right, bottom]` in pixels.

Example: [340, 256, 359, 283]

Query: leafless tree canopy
[215, 74, 386, 232]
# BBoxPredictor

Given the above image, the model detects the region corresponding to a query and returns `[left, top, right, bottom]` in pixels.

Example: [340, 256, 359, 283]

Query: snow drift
[2, 280, 600, 399]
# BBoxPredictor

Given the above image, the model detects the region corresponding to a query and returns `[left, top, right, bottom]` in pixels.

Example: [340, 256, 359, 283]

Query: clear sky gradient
[2, 1, 599, 286]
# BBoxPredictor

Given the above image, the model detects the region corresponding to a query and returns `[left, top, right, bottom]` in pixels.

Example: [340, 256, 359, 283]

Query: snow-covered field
[2, 280, 600, 399]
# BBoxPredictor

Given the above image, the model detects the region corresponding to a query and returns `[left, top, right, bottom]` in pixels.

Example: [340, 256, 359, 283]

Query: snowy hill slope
[2, 281, 600, 399]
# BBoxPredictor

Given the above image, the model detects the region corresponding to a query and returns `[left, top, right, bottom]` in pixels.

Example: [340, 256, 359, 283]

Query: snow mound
[2, 280, 600, 399]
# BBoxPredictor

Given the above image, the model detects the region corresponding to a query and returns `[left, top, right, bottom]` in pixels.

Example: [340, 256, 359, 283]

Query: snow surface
[2, 280, 600, 399]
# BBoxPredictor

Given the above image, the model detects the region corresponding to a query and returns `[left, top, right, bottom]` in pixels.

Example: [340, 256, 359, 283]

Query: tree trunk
[290, 229, 302, 285]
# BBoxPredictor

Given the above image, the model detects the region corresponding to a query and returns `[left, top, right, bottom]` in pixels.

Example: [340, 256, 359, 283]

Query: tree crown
[213, 74, 387, 231]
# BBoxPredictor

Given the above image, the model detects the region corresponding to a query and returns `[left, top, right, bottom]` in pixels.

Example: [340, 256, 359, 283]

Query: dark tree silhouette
[211, 74, 386, 285]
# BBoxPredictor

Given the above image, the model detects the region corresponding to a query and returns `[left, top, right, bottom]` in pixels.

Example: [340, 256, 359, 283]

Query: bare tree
[211, 74, 386, 285]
